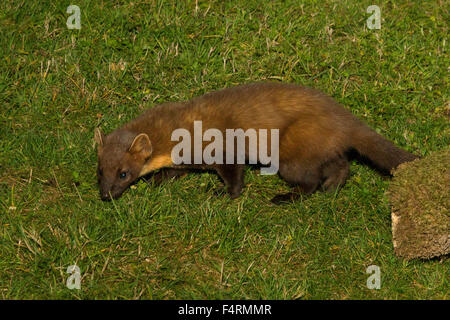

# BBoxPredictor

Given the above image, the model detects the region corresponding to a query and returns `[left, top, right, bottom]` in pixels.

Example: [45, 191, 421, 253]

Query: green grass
[0, 0, 448, 299]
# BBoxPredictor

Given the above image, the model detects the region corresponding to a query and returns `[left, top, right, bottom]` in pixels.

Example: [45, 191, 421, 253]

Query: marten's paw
[270, 193, 298, 205]
[228, 189, 242, 199]
[212, 187, 241, 199]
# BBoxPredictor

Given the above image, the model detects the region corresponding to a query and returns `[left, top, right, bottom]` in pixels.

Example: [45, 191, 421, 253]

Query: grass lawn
[0, 0, 448, 299]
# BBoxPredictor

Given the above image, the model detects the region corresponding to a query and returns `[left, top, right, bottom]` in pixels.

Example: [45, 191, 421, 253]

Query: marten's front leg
[215, 164, 245, 199]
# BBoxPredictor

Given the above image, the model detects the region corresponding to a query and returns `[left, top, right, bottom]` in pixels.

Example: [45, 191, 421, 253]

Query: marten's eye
[119, 171, 127, 179]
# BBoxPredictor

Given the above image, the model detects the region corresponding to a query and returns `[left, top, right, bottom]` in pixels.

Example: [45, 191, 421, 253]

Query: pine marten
[94, 82, 418, 203]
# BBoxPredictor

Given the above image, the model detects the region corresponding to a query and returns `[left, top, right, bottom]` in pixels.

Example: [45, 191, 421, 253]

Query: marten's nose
[100, 192, 111, 201]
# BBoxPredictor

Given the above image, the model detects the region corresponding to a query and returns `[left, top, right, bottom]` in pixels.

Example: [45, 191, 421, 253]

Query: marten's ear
[129, 133, 152, 159]
[94, 127, 104, 146]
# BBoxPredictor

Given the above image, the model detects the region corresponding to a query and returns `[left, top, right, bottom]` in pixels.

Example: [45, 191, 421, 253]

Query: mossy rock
[386, 149, 449, 260]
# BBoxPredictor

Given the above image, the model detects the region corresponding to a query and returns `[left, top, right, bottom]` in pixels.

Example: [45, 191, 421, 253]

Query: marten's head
[94, 128, 152, 201]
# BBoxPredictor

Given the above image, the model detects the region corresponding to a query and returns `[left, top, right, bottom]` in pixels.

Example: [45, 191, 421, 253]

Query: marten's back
[185, 82, 357, 134]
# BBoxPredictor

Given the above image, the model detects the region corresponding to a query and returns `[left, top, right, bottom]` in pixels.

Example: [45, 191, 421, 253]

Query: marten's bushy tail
[350, 124, 419, 174]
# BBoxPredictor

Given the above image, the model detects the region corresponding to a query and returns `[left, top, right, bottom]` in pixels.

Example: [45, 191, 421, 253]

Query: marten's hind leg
[320, 156, 350, 192]
[271, 161, 321, 204]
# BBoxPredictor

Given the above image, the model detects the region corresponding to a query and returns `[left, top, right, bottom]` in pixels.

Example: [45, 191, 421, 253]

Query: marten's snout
[99, 181, 115, 201]
[100, 191, 111, 201]
[99, 185, 125, 201]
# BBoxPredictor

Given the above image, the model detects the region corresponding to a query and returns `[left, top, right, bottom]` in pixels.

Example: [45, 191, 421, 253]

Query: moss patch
[387, 149, 449, 260]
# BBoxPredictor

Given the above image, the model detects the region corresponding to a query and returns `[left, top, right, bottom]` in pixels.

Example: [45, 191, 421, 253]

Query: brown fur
[95, 82, 418, 202]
